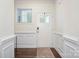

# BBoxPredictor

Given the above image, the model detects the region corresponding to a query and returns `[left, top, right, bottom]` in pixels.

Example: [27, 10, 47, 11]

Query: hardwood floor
[37, 48, 55, 58]
[15, 48, 61, 58]
[15, 48, 37, 58]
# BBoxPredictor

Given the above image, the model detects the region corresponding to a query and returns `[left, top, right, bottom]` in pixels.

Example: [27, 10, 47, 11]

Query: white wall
[64, 0, 79, 38]
[0, 0, 14, 37]
[56, 0, 79, 39]
[15, 0, 56, 33]
[56, 0, 64, 34]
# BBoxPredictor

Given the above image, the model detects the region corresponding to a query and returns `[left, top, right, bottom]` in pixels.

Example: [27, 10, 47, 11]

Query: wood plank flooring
[37, 48, 55, 58]
[15, 48, 37, 58]
[15, 48, 61, 58]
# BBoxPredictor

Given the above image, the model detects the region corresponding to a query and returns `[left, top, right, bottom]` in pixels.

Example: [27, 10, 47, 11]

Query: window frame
[16, 8, 32, 23]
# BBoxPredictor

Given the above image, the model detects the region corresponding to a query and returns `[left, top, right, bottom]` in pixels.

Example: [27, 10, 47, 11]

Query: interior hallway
[1, 0, 79, 58]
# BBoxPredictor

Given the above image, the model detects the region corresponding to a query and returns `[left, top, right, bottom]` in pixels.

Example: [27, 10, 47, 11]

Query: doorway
[36, 12, 53, 47]
[15, 0, 56, 58]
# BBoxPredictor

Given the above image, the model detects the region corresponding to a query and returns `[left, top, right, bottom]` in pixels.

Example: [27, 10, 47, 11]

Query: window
[40, 15, 49, 23]
[17, 9, 32, 23]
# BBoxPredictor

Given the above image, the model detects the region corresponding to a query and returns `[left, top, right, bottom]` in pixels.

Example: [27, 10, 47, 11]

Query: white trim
[55, 48, 64, 57]
[0, 35, 15, 58]
[0, 35, 16, 45]
[53, 33, 79, 58]
[2, 43, 14, 58]
[15, 32, 37, 48]
[52, 32, 64, 57]
[63, 35, 79, 42]
[65, 43, 76, 50]
[0, 35, 16, 41]
[55, 32, 79, 42]
[53, 32, 63, 35]
[15, 31, 36, 34]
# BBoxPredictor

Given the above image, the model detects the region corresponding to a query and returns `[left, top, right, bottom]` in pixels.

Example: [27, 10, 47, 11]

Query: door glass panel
[40, 15, 49, 23]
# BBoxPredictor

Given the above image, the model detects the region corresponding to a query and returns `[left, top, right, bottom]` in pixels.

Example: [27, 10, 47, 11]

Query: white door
[36, 12, 53, 47]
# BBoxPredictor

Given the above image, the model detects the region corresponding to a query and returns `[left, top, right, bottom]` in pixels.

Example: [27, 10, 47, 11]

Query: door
[36, 12, 53, 47]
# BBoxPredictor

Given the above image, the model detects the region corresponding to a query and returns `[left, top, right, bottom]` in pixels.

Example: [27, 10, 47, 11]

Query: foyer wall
[0, 0, 14, 37]
[56, 0, 79, 39]
[15, 0, 56, 33]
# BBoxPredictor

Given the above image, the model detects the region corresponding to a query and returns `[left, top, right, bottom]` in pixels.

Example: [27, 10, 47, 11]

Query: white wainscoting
[15, 32, 79, 57]
[53, 33, 79, 58]
[55, 34, 79, 58]
[0, 35, 16, 58]
[15, 32, 64, 48]
[15, 32, 37, 48]
[64, 37, 79, 58]
[16, 32, 57, 48]
[53, 33, 64, 57]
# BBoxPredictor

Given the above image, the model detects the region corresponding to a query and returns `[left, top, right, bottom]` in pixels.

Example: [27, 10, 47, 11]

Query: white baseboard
[55, 48, 64, 58]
